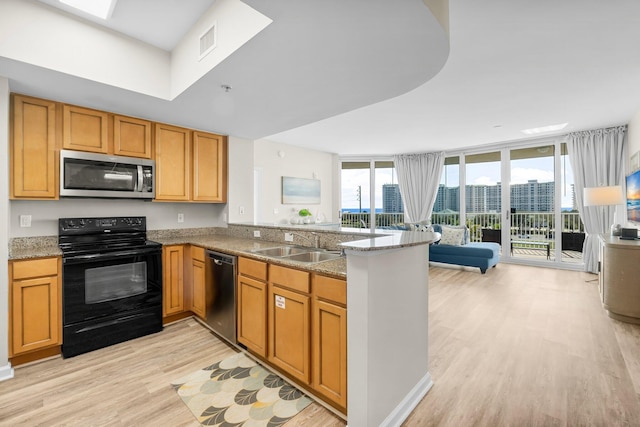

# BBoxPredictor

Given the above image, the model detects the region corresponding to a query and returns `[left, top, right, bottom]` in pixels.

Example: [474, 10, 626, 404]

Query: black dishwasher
[205, 250, 237, 345]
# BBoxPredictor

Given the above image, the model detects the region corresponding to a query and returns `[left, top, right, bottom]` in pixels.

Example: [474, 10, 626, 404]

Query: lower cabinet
[237, 260, 347, 413]
[9, 257, 62, 356]
[237, 257, 268, 357]
[268, 276, 312, 384]
[190, 246, 206, 319]
[312, 275, 348, 412]
[162, 245, 185, 317]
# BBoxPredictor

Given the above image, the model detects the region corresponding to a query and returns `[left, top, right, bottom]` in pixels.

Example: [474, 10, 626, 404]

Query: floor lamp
[583, 185, 625, 236]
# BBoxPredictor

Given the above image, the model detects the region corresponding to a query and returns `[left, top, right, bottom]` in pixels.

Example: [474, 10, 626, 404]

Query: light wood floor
[2, 263, 640, 426]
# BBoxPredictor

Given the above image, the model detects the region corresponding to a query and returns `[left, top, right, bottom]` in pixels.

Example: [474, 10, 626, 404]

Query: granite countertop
[8, 228, 440, 279]
[151, 234, 347, 279]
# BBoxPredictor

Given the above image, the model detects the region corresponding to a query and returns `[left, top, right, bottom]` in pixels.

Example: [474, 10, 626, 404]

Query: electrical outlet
[239, 206, 245, 215]
[254, 230, 261, 238]
[19, 215, 32, 227]
[284, 232, 294, 242]
[273, 208, 279, 214]
[177, 213, 184, 223]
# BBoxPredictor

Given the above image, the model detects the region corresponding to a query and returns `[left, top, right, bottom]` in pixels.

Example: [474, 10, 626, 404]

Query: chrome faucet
[291, 232, 320, 248]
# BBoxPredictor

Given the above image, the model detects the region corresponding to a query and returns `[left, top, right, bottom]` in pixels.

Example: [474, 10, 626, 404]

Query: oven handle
[63, 247, 161, 264]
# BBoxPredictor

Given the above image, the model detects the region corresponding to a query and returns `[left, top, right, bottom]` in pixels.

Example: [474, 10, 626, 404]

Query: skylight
[59, 0, 117, 20]
[521, 123, 568, 135]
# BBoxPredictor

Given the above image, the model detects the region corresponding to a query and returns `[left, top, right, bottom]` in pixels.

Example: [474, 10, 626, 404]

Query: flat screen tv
[627, 169, 640, 224]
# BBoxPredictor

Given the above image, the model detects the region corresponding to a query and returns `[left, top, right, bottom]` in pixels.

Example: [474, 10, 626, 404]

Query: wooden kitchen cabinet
[192, 131, 228, 202]
[268, 265, 311, 384]
[163, 245, 185, 317]
[189, 246, 206, 319]
[237, 257, 268, 357]
[154, 123, 191, 201]
[9, 257, 62, 356]
[62, 104, 109, 153]
[113, 115, 152, 159]
[155, 127, 228, 202]
[10, 94, 59, 199]
[312, 274, 348, 411]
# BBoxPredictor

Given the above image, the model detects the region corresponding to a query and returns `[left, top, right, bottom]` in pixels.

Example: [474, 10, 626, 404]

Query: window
[340, 159, 402, 228]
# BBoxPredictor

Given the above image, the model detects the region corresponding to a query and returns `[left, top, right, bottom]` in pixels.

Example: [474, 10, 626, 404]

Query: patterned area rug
[171, 352, 312, 426]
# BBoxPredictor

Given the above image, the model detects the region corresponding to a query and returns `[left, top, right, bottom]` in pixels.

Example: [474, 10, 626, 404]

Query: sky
[342, 154, 576, 210]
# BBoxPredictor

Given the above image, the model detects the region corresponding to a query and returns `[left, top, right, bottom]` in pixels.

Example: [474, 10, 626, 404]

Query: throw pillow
[441, 224, 469, 244]
[439, 226, 466, 246]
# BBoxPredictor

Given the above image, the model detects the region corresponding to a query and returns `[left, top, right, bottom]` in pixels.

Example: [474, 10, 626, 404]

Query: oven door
[62, 246, 162, 326]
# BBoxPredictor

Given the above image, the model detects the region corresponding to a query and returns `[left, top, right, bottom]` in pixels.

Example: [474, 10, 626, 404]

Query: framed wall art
[282, 176, 321, 204]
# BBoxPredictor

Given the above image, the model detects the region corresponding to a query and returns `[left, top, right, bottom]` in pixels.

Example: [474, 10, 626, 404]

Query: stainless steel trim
[136, 165, 143, 191]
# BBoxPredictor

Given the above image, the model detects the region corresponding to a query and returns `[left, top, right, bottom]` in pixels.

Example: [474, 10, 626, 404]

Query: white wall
[0, 77, 12, 380]
[628, 108, 640, 165]
[170, 0, 271, 98]
[0, 0, 170, 99]
[227, 136, 254, 223]
[253, 139, 336, 224]
[9, 200, 226, 238]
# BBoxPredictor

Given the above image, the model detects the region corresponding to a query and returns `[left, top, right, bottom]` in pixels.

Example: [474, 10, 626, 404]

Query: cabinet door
[163, 245, 185, 317]
[192, 131, 227, 202]
[11, 95, 58, 199]
[313, 299, 347, 410]
[155, 123, 191, 201]
[62, 105, 109, 153]
[268, 285, 311, 384]
[113, 115, 152, 158]
[10, 257, 61, 356]
[237, 275, 268, 357]
[190, 247, 206, 319]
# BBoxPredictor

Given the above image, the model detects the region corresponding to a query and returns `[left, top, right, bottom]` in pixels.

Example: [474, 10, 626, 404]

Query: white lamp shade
[583, 185, 624, 206]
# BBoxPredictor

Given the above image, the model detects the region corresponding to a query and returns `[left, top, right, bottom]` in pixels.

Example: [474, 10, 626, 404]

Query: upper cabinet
[113, 115, 152, 159]
[193, 131, 228, 203]
[10, 94, 59, 199]
[155, 125, 228, 203]
[62, 105, 109, 154]
[10, 94, 227, 202]
[154, 123, 192, 201]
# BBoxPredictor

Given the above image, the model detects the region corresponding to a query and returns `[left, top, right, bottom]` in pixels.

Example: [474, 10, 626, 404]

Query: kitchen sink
[282, 251, 343, 263]
[251, 246, 313, 257]
[250, 245, 343, 263]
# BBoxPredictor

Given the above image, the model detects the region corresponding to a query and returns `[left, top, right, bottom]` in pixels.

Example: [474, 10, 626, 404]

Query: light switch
[177, 213, 184, 223]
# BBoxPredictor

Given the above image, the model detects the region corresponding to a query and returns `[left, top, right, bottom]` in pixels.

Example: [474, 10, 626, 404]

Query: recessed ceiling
[6, 0, 640, 157]
[36, 0, 218, 51]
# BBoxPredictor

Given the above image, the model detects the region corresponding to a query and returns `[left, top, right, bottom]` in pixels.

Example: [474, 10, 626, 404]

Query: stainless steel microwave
[60, 150, 155, 199]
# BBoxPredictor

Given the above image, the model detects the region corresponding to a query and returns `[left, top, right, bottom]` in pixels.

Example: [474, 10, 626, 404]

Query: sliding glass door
[435, 140, 583, 268]
[508, 145, 555, 262]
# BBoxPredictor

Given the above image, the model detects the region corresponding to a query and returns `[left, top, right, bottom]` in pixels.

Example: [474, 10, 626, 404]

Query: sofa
[428, 224, 500, 274]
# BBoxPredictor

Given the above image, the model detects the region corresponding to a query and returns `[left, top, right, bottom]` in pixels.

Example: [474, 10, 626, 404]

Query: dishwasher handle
[206, 250, 236, 265]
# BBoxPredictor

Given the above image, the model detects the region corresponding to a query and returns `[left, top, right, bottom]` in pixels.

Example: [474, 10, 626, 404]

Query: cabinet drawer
[239, 257, 268, 281]
[313, 275, 346, 305]
[191, 245, 205, 262]
[12, 257, 58, 280]
[270, 265, 310, 294]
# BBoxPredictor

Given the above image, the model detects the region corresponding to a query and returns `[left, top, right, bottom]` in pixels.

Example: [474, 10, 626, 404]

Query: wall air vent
[199, 22, 217, 61]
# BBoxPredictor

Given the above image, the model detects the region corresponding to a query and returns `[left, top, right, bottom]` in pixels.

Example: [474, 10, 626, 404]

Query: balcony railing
[341, 211, 585, 256]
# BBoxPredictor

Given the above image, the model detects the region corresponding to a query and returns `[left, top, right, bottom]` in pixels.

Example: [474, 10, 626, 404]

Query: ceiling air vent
[199, 22, 217, 61]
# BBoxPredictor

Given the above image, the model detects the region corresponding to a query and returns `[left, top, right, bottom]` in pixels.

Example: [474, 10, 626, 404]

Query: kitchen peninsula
[8, 223, 438, 427]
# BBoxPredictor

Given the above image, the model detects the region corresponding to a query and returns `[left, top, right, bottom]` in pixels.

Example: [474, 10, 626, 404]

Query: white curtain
[566, 126, 626, 273]
[394, 152, 444, 223]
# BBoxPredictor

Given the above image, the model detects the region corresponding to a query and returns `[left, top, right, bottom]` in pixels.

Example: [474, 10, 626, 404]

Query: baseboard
[380, 371, 433, 427]
[0, 362, 15, 382]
